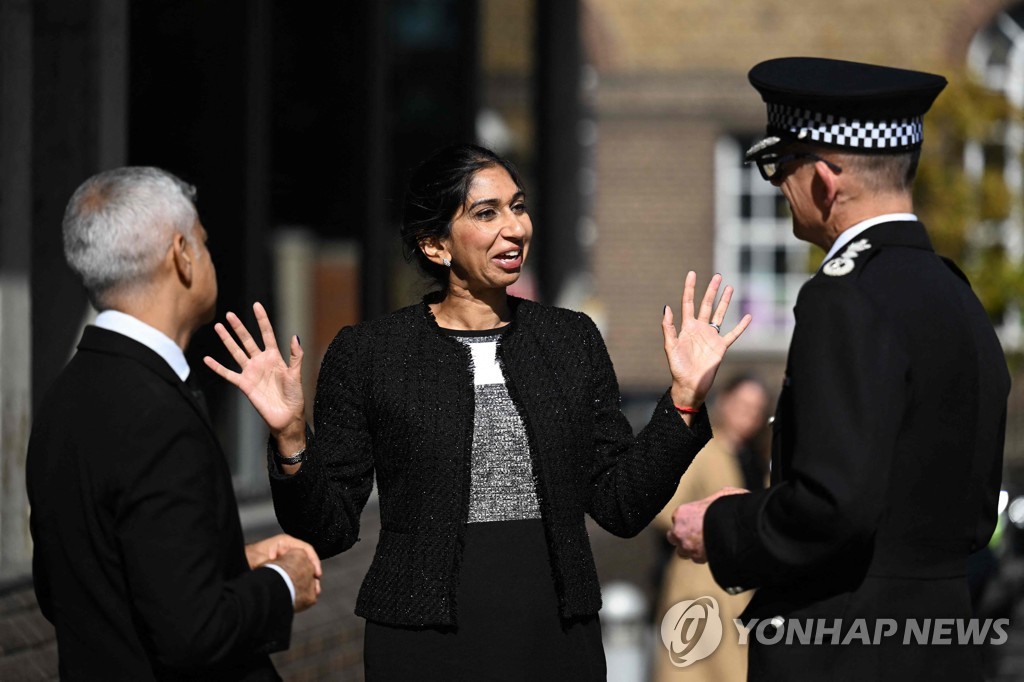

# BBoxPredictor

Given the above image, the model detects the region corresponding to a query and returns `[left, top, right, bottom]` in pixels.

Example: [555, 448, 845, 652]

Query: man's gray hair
[833, 149, 921, 194]
[63, 166, 198, 308]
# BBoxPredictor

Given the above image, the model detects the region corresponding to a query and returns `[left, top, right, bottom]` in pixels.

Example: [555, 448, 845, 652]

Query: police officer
[667, 57, 1010, 681]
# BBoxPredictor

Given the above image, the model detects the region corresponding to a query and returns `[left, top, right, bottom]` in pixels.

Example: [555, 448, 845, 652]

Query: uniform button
[726, 586, 745, 595]
[770, 616, 785, 629]
[768, 416, 776, 425]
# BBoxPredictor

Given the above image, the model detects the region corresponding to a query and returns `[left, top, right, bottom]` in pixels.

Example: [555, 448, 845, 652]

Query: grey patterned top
[452, 331, 541, 523]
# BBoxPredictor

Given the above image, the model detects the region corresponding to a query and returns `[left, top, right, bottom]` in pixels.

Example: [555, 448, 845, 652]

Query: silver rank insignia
[823, 238, 872, 277]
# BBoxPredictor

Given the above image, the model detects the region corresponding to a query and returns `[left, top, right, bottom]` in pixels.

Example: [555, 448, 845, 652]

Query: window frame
[713, 135, 812, 352]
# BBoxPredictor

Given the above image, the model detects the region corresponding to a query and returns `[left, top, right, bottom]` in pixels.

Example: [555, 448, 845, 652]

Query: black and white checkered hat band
[766, 103, 923, 150]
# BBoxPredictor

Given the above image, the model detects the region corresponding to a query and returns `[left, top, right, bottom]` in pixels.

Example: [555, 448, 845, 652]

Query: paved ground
[992, 570, 1024, 681]
[995, 602, 1024, 681]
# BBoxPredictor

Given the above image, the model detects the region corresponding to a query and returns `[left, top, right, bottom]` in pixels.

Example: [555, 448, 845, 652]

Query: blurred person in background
[651, 373, 770, 681]
[205, 144, 751, 680]
[27, 167, 321, 681]
[667, 58, 1010, 682]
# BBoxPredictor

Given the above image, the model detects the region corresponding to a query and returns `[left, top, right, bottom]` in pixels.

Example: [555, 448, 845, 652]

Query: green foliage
[969, 244, 1024, 322]
[980, 169, 1013, 222]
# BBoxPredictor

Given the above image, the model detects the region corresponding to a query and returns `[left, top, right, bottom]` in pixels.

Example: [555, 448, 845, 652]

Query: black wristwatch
[274, 447, 306, 466]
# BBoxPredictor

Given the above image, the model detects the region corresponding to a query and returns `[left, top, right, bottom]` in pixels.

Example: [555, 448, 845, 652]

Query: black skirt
[364, 519, 606, 681]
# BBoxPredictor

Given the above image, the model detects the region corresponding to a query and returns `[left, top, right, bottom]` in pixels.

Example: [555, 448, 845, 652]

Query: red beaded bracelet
[674, 405, 701, 415]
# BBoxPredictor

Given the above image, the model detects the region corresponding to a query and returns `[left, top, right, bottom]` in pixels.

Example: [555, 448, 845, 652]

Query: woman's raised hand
[203, 302, 306, 437]
[661, 272, 751, 410]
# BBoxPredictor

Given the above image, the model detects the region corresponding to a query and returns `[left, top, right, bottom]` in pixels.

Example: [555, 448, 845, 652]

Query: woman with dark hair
[206, 144, 750, 680]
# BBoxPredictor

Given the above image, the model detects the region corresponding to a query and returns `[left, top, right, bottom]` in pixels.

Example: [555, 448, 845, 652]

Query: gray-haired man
[27, 167, 321, 681]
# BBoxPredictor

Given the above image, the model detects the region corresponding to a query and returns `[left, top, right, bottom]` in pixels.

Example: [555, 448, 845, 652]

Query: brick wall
[583, 0, 1021, 391]
[584, 0, 1007, 74]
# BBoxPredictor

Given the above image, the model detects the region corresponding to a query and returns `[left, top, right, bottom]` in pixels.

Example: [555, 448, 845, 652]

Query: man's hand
[247, 534, 322, 613]
[271, 548, 322, 613]
[667, 487, 748, 563]
[246, 533, 321, 573]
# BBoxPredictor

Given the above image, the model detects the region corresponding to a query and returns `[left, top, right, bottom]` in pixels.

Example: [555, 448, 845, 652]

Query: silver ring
[709, 322, 722, 333]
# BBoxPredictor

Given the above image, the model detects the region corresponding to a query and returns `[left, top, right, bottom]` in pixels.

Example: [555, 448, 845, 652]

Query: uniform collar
[817, 219, 934, 278]
[821, 213, 918, 267]
[93, 310, 191, 381]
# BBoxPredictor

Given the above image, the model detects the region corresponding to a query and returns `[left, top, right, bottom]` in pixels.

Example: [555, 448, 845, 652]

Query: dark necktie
[185, 373, 210, 421]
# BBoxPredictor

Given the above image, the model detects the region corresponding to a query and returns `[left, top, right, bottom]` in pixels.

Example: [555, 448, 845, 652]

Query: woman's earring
[442, 257, 451, 268]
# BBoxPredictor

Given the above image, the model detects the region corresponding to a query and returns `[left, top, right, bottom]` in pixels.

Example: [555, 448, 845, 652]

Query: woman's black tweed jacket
[270, 294, 712, 627]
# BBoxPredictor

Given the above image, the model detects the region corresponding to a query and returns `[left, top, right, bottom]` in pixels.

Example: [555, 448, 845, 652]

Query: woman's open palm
[203, 302, 305, 434]
[661, 272, 752, 407]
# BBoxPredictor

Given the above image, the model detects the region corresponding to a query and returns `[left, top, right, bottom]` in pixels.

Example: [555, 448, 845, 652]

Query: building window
[714, 135, 811, 351]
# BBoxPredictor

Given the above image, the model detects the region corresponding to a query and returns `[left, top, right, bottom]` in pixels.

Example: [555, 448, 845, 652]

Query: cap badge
[745, 136, 782, 158]
[823, 239, 872, 277]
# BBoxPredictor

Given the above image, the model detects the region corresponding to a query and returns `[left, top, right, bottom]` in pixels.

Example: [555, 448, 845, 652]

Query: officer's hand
[667, 487, 748, 563]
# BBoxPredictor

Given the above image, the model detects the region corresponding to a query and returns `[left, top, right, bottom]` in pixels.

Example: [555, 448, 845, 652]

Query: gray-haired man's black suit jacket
[27, 326, 292, 681]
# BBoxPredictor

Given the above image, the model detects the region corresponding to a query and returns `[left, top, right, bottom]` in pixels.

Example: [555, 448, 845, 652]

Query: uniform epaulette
[939, 255, 971, 285]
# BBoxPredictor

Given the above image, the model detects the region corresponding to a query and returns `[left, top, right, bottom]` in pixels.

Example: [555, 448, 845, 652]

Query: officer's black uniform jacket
[704, 220, 1010, 681]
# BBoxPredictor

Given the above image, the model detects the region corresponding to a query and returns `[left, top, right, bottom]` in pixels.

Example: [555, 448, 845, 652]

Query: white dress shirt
[94, 310, 191, 381]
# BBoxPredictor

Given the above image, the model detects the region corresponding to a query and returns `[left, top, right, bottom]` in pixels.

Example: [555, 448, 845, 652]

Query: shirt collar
[821, 213, 918, 267]
[93, 310, 191, 382]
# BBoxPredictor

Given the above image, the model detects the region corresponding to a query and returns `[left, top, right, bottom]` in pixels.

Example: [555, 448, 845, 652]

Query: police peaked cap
[744, 57, 947, 162]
